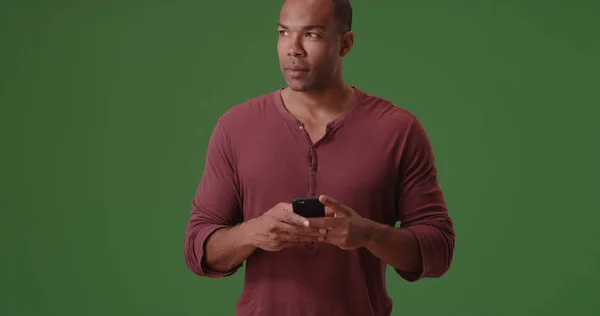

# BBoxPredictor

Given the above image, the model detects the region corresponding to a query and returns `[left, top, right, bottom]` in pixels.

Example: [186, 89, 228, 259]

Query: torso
[215, 88, 420, 316]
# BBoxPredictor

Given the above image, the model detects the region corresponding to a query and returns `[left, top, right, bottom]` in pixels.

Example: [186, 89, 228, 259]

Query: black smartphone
[292, 197, 325, 218]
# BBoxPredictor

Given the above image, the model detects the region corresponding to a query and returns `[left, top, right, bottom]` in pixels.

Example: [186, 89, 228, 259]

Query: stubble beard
[284, 70, 333, 93]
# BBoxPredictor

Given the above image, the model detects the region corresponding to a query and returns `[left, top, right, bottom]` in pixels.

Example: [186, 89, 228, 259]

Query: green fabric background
[1, 0, 599, 315]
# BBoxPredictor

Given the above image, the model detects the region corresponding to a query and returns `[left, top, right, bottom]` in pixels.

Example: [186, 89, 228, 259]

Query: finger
[307, 217, 344, 229]
[278, 202, 293, 212]
[276, 225, 325, 237]
[276, 204, 310, 227]
[273, 220, 324, 236]
[319, 195, 353, 217]
[287, 213, 310, 227]
[318, 235, 345, 247]
[280, 234, 320, 243]
[294, 226, 327, 236]
[315, 227, 345, 237]
[325, 206, 336, 217]
[273, 222, 297, 234]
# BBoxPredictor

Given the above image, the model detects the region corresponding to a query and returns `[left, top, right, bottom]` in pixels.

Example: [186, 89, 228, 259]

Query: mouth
[287, 66, 308, 71]
[285, 66, 308, 78]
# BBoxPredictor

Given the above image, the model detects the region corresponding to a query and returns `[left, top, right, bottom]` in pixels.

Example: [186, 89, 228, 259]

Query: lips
[286, 66, 308, 72]
[285, 65, 309, 78]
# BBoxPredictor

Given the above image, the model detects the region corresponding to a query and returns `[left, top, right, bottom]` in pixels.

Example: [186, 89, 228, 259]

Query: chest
[232, 125, 400, 222]
[300, 121, 327, 144]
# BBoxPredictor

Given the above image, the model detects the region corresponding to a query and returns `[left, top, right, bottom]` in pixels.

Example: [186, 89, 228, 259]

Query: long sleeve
[395, 116, 456, 282]
[183, 120, 244, 278]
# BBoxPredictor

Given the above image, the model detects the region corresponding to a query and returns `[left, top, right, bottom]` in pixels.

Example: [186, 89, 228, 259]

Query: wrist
[238, 218, 260, 248]
[364, 219, 387, 248]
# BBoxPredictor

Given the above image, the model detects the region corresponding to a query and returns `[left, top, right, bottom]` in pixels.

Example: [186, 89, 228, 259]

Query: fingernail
[319, 229, 326, 234]
[304, 220, 309, 227]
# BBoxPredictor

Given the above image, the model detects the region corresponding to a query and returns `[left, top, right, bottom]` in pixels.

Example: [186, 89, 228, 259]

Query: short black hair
[332, 0, 352, 32]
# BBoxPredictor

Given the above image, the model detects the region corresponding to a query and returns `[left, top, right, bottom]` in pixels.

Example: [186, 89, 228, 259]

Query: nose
[287, 35, 306, 58]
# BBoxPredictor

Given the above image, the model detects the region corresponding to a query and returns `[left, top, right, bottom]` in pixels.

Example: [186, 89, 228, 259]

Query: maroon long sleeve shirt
[184, 87, 455, 316]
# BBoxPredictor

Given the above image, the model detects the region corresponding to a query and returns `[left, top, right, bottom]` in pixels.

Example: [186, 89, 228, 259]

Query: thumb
[276, 203, 309, 227]
[319, 195, 354, 217]
[324, 206, 336, 217]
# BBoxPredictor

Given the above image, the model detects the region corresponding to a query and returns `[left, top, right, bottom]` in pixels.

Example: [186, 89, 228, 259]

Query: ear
[339, 31, 354, 57]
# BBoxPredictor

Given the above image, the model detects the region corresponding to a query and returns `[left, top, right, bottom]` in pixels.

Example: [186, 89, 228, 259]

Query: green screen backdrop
[1, 0, 599, 315]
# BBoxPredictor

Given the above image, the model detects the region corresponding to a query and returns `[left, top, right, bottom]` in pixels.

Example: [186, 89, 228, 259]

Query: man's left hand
[308, 195, 379, 250]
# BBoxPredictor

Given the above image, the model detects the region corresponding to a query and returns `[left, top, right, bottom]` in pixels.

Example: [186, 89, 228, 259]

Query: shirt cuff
[396, 224, 444, 282]
[189, 224, 242, 278]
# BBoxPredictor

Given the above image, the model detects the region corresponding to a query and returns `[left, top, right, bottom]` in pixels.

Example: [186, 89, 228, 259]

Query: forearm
[364, 222, 422, 274]
[203, 221, 257, 273]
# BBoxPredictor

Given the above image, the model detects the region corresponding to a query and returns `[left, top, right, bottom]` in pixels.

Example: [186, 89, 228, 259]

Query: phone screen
[292, 197, 325, 218]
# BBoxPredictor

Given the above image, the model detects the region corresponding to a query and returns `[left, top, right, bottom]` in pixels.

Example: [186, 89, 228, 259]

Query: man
[184, 0, 455, 315]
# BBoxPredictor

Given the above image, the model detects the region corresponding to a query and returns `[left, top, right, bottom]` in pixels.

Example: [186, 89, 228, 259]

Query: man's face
[277, 0, 346, 92]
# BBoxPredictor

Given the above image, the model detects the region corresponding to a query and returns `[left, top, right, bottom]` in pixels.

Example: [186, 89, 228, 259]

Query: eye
[278, 30, 288, 36]
[307, 32, 321, 38]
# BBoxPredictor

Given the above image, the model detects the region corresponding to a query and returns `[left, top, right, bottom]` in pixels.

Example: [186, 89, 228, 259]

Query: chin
[284, 79, 312, 92]
[288, 85, 311, 92]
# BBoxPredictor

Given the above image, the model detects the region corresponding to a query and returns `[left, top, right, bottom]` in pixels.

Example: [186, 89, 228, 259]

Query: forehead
[279, 0, 335, 28]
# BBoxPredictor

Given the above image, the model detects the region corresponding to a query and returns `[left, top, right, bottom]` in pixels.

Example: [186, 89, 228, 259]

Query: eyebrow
[277, 23, 327, 31]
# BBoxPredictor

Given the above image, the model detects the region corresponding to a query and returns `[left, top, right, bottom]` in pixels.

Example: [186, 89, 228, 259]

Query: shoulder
[355, 89, 435, 160]
[216, 90, 280, 130]
[355, 88, 419, 133]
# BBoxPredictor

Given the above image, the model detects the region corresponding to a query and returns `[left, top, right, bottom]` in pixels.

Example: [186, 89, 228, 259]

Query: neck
[284, 78, 354, 115]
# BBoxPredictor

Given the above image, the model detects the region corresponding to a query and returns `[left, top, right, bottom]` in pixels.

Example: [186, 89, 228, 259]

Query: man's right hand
[244, 202, 324, 251]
